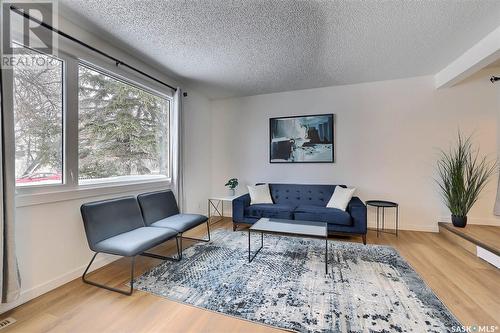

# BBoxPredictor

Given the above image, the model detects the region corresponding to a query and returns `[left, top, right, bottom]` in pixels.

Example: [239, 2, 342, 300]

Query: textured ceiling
[58, 0, 500, 99]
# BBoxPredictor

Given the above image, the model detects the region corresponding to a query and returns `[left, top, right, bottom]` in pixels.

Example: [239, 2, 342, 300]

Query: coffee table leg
[382, 207, 385, 230]
[396, 206, 399, 237]
[325, 237, 328, 274]
[248, 230, 264, 263]
[376, 206, 380, 238]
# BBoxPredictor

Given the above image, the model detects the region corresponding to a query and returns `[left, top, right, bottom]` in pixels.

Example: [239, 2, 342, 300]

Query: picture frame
[269, 113, 335, 163]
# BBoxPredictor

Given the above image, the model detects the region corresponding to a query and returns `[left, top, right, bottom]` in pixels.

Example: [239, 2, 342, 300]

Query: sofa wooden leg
[362, 234, 366, 245]
[233, 224, 237, 231]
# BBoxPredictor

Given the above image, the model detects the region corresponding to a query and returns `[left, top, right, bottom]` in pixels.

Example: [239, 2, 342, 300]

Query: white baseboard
[0, 254, 119, 315]
[399, 224, 438, 233]
[438, 216, 500, 226]
[367, 222, 438, 233]
[477, 246, 500, 268]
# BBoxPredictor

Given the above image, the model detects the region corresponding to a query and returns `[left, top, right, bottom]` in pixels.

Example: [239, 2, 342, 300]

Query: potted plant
[436, 133, 497, 227]
[225, 178, 239, 196]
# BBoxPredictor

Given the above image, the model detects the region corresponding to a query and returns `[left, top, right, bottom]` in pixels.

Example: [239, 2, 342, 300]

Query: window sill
[16, 178, 172, 208]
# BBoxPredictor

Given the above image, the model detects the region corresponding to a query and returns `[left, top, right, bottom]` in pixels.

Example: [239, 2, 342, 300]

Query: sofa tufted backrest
[266, 183, 346, 207]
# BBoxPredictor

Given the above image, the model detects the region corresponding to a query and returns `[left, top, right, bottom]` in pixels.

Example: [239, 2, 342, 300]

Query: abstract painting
[270, 114, 334, 163]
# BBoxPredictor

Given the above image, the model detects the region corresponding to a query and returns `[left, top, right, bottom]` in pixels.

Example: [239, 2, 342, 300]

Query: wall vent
[0, 317, 16, 330]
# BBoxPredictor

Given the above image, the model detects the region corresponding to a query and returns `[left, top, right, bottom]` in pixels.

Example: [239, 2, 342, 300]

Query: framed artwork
[269, 114, 334, 163]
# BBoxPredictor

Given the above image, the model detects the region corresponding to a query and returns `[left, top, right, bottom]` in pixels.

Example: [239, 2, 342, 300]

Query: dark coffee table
[248, 218, 329, 273]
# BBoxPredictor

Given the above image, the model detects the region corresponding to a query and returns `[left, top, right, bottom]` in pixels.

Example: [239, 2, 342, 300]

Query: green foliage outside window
[78, 66, 169, 181]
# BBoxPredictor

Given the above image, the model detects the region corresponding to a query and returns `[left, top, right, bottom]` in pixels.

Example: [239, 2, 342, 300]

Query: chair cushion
[150, 213, 208, 233]
[245, 203, 295, 219]
[137, 190, 179, 225]
[80, 197, 146, 247]
[294, 205, 352, 226]
[93, 227, 178, 256]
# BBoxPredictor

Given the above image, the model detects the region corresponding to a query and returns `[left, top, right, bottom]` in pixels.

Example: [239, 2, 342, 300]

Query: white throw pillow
[247, 184, 274, 205]
[326, 187, 356, 211]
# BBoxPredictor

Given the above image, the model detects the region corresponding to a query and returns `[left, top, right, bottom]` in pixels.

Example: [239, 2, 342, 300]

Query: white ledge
[16, 179, 171, 207]
[435, 25, 500, 88]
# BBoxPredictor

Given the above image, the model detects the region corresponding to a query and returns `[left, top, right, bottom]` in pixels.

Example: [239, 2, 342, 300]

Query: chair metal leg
[141, 236, 181, 262]
[179, 234, 183, 260]
[180, 220, 211, 243]
[177, 221, 212, 260]
[82, 253, 135, 296]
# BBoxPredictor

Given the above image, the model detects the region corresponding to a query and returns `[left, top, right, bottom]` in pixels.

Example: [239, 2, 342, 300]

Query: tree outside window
[78, 65, 169, 184]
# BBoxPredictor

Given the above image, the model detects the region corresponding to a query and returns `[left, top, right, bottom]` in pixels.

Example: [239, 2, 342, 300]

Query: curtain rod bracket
[491, 76, 500, 83]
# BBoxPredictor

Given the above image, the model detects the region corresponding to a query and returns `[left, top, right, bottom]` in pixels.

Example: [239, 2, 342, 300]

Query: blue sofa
[232, 183, 367, 244]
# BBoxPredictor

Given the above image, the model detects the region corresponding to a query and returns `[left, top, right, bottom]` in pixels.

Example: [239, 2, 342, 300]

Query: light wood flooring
[439, 222, 499, 255]
[2, 218, 499, 332]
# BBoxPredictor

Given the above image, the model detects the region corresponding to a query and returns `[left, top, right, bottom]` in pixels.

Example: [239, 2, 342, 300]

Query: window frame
[11, 42, 66, 189]
[77, 61, 172, 186]
[10, 37, 174, 205]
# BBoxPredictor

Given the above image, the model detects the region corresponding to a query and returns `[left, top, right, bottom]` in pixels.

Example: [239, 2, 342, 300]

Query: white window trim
[16, 178, 171, 208]
[10, 37, 175, 205]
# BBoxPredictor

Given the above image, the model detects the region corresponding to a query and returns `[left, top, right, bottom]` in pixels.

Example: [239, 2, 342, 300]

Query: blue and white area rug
[134, 229, 460, 332]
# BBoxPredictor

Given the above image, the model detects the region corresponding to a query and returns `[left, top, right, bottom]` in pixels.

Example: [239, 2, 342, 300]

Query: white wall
[0, 15, 212, 313]
[211, 69, 500, 232]
[183, 91, 213, 213]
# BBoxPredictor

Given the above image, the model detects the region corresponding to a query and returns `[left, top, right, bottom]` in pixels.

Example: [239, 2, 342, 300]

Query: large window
[78, 65, 170, 184]
[13, 45, 64, 186]
[9, 43, 172, 194]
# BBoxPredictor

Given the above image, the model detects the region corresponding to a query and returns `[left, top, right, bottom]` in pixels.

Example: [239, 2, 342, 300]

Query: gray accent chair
[137, 190, 210, 259]
[80, 196, 180, 295]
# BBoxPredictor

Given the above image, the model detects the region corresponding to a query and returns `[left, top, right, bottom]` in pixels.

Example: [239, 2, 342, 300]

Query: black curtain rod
[9, 5, 177, 92]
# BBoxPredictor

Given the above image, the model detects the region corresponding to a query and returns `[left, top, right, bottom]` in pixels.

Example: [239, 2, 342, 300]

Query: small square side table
[208, 195, 239, 224]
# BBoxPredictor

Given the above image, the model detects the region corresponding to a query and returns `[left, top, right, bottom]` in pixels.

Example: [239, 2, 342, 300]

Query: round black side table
[366, 200, 399, 237]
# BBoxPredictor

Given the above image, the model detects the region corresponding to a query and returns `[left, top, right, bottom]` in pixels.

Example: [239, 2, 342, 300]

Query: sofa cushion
[294, 205, 352, 226]
[326, 187, 356, 211]
[247, 184, 273, 205]
[245, 203, 295, 219]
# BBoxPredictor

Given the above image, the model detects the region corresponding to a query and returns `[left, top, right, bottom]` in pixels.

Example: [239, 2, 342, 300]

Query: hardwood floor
[2, 218, 499, 332]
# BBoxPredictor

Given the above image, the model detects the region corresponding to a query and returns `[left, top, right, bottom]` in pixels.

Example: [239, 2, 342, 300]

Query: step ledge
[438, 222, 499, 256]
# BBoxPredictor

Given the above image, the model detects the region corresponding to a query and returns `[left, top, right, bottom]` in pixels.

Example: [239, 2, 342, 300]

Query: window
[13, 45, 64, 186]
[78, 65, 170, 185]
[8, 40, 172, 197]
